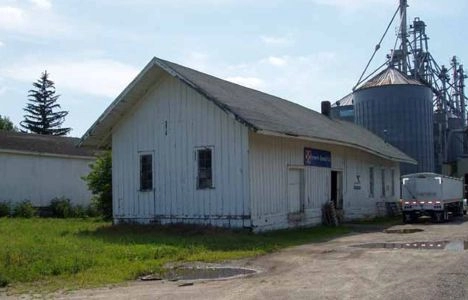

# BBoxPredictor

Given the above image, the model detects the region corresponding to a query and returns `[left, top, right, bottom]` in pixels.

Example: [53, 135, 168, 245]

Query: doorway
[331, 171, 343, 209]
[288, 168, 305, 213]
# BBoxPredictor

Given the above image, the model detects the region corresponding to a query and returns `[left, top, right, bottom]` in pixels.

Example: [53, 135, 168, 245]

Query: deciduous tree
[0, 115, 17, 131]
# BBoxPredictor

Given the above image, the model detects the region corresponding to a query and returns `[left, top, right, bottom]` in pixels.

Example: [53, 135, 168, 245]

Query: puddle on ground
[352, 241, 468, 251]
[161, 267, 257, 281]
[384, 228, 424, 234]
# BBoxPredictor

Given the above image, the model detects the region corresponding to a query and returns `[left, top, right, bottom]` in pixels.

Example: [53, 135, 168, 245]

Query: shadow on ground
[74, 223, 352, 252]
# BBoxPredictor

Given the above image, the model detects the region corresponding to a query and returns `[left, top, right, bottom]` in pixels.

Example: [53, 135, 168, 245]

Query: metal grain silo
[331, 93, 355, 122]
[354, 68, 434, 175]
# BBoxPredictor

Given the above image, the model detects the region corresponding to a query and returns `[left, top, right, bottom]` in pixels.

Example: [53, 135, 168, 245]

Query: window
[381, 169, 386, 197]
[197, 148, 213, 189]
[140, 154, 153, 191]
[369, 167, 374, 198]
[391, 169, 395, 196]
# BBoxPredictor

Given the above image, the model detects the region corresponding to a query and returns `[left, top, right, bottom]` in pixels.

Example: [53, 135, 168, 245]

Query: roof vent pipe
[321, 101, 331, 117]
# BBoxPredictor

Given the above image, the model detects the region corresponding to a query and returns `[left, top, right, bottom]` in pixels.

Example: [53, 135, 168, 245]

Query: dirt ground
[11, 216, 468, 299]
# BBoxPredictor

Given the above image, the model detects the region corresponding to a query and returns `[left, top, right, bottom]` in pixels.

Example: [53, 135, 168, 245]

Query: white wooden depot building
[81, 57, 415, 231]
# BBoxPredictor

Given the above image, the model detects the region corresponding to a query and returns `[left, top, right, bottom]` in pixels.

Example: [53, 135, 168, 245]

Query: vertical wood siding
[0, 152, 93, 206]
[112, 75, 250, 226]
[249, 133, 400, 231]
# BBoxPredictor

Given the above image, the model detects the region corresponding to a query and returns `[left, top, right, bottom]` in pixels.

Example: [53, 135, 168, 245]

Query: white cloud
[0, 6, 25, 29]
[0, 41, 4, 47]
[225, 76, 265, 89]
[0, 4, 68, 37]
[260, 35, 293, 46]
[3, 59, 139, 98]
[219, 51, 350, 111]
[29, 0, 52, 10]
[264, 56, 288, 67]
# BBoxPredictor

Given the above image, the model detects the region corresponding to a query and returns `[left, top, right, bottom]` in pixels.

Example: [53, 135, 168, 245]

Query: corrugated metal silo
[354, 68, 434, 175]
[331, 93, 355, 122]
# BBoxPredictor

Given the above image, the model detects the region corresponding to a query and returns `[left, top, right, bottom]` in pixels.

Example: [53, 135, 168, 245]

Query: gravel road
[10, 217, 468, 299]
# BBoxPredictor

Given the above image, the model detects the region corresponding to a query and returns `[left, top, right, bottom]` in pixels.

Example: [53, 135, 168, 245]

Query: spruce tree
[20, 71, 71, 135]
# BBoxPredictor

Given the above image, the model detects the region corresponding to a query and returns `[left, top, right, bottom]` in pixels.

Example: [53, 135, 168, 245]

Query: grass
[0, 218, 350, 294]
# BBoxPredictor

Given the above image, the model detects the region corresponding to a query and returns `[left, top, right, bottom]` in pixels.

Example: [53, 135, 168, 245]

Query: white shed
[0, 131, 96, 207]
[81, 57, 415, 231]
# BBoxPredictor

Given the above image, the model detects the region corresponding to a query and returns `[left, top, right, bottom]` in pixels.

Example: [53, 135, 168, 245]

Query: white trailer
[401, 173, 464, 223]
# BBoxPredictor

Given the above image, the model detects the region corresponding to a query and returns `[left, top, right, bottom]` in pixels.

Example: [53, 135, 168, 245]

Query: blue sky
[1, 0, 467, 137]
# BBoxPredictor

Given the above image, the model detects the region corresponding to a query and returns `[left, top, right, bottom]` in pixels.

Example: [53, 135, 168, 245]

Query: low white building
[81, 57, 415, 231]
[0, 131, 95, 207]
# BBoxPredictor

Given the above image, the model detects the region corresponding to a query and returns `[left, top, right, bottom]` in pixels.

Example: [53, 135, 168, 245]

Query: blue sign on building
[304, 148, 331, 168]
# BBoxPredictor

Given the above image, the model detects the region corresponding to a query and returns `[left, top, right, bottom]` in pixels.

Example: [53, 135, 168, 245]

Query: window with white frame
[196, 147, 213, 189]
[139, 153, 153, 191]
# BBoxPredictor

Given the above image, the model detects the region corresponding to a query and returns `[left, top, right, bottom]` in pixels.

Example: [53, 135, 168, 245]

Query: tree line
[1, 71, 71, 135]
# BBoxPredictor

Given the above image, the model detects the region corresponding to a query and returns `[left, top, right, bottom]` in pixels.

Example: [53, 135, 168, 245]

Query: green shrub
[49, 198, 96, 218]
[0, 202, 11, 217]
[82, 151, 112, 220]
[50, 197, 73, 218]
[13, 201, 36, 218]
[71, 205, 87, 218]
[0, 272, 9, 287]
[85, 204, 100, 218]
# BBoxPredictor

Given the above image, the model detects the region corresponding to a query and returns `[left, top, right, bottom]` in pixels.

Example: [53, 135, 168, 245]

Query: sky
[1, 0, 467, 137]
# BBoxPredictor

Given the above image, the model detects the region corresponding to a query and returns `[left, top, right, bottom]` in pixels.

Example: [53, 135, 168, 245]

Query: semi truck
[401, 173, 465, 223]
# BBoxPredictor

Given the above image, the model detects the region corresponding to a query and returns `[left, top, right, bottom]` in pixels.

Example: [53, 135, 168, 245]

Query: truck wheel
[432, 211, 444, 223]
[456, 202, 464, 217]
[443, 208, 449, 221]
[403, 213, 414, 224]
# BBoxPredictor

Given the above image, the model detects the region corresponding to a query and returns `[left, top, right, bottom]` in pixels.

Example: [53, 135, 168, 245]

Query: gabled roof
[80, 57, 416, 164]
[0, 131, 96, 158]
[356, 67, 423, 91]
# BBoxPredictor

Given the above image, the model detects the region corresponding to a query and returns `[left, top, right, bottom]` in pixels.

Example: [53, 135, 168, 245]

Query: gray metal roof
[332, 92, 354, 107]
[0, 131, 96, 158]
[357, 67, 423, 90]
[80, 57, 416, 164]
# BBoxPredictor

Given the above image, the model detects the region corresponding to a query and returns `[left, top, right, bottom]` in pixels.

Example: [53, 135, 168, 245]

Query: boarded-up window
[197, 148, 213, 189]
[140, 154, 153, 191]
[381, 169, 386, 197]
[369, 167, 374, 198]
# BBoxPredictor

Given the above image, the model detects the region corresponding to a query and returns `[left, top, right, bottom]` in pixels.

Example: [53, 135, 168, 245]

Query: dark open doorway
[331, 171, 343, 209]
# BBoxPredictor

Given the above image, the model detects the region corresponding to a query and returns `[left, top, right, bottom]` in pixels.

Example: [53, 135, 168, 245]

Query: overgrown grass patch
[0, 218, 350, 293]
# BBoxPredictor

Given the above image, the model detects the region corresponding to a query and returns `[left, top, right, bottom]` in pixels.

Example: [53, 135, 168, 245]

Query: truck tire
[455, 202, 464, 217]
[403, 213, 414, 224]
[444, 208, 449, 221]
[432, 211, 444, 223]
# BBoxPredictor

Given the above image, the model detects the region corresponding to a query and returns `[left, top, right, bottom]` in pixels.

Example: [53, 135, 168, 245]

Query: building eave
[256, 129, 417, 165]
[0, 148, 96, 160]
